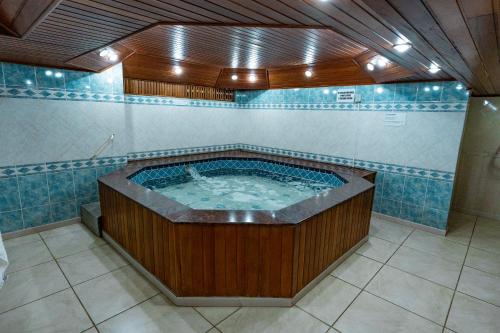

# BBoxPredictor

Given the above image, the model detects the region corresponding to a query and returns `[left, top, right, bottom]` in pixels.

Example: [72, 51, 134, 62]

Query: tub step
[80, 202, 102, 237]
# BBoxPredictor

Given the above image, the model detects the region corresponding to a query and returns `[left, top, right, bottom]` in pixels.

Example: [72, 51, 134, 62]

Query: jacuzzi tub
[98, 150, 375, 306]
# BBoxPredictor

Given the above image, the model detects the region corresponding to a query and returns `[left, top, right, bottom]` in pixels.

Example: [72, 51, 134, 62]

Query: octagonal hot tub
[98, 150, 375, 306]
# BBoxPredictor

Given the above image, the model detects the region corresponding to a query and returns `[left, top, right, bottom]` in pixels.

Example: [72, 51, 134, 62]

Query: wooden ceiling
[0, 0, 498, 94]
[116, 25, 368, 68]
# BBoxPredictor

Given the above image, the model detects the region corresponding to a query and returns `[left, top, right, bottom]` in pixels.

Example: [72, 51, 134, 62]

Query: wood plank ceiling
[0, 0, 498, 94]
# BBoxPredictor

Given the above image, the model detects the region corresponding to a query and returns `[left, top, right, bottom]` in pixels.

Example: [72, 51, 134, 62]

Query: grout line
[296, 300, 343, 328]
[462, 264, 500, 279]
[330, 227, 417, 330]
[213, 307, 243, 329]
[39, 233, 101, 332]
[66, 262, 130, 288]
[193, 306, 240, 329]
[93, 292, 160, 327]
[442, 215, 478, 331]
[0, 286, 72, 316]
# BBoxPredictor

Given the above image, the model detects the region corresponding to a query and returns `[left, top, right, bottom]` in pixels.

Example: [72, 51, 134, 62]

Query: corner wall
[0, 61, 469, 233]
[452, 97, 500, 221]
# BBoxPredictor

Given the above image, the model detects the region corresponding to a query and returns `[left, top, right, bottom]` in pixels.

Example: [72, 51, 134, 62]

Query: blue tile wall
[235, 81, 468, 112]
[0, 156, 126, 233]
[0, 62, 124, 102]
[370, 169, 453, 230]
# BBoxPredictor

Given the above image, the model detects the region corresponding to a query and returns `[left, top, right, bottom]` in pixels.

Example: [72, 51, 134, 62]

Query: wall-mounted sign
[384, 112, 407, 126]
[336, 89, 356, 103]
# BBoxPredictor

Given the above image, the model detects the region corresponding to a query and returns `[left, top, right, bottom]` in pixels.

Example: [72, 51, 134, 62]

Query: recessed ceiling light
[428, 63, 441, 74]
[173, 66, 183, 75]
[456, 84, 463, 90]
[293, 88, 300, 91]
[424, 86, 431, 92]
[366, 63, 375, 71]
[432, 85, 440, 91]
[99, 48, 118, 62]
[25, 79, 32, 85]
[248, 74, 257, 82]
[54, 72, 63, 78]
[231, 74, 238, 81]
[376, 56, 389, 68]
[393, 43, 412, 53]
[376, 87, 384, 94]
[304, 70, 313, 77]
[323, 89, 330, 95]
[45, 70, 53, 76]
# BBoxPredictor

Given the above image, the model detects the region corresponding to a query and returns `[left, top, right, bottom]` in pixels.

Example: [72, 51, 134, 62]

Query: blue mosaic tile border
[127, 144, 241, 161]
[130, 158, 345, 188]
[235, 82, 469, 112]
[0, 61, 468, 112]
[0, 143, 455, 232]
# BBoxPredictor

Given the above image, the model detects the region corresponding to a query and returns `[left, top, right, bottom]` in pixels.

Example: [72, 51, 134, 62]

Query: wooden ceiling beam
[0, 0, 61, 37]
[360, 0, 487, 94]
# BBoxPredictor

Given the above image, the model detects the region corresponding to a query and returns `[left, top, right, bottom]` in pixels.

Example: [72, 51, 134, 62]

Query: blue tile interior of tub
[129, 158, 346, 189]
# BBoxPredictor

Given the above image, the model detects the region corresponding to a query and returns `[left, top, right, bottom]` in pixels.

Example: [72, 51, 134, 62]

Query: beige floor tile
[476, 217, 500, 228]
[355, 236, 399, 263]
[457, 266, 500, 306]
[5, 239, 53, 274]
[195, 307, 239, 325]
[369, 217, 413, 244]
[43, 227, 105, 258]
[446, 212, 476, 245]
[0, 289, 92, 333]
[73, 265, 158, 323]
[366, 266, 453, 325]
[39, 223, 86, 239]
[217, 306, 329, 333]
[334, 292, 442, 333]
[0, 261, 69, 313]
[388, 246, 462, 289]
[4, 233, 41, 247]
[297, 275, 360, 324]
[331, 253, 383, 288]
[470, 223, 500, 254]
[403, 230, 468, 264]
[447, 292, 500, 333]
[465, 247, 500, 277]
[98, 294, 211, 333]
[57, 244, 128, 285]
[327, 329, 341, 333]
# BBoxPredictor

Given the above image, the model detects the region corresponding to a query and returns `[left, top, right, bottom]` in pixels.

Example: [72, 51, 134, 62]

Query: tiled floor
[0, 212, 499, 332]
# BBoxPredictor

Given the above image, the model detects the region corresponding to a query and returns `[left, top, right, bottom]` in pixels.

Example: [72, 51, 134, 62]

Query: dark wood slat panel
[215, 68, 269, 90]
[458, 0, 500, 94]
[268, 59, 374, 89]
[118, 24, 367, 69]
[424, 0, 495, 93]
[98, 179, 373, 299]
[124, 78, 234, 102]
[122, 53, 221, 87]
[360, 0, 484, 92]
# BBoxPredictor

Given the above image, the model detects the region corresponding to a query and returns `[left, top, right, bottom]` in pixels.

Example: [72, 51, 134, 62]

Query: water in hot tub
[148, 167, 333, 210]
